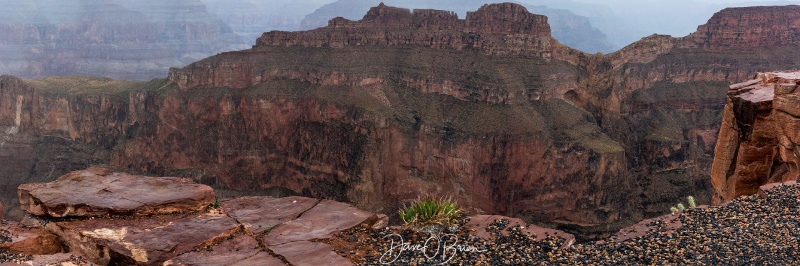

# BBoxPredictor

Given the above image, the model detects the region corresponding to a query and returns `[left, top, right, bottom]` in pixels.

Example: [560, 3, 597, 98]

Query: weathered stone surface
[0, 222, 62, 255]
[252, 3, 552, 57]
[711, 72, 800, 204]
[687, 6, 800, 50]
[0, 202, 3, 221]
[18, 167, 215, 218]
[269, 241, 353, 266]
[46, 213, 241, 265]
[606, 213, 683, 243]
[164, 235, 284, 266]
[262, 200, 377, 246]
[222, 196, 319, 234]
[464, 215, 574, 243]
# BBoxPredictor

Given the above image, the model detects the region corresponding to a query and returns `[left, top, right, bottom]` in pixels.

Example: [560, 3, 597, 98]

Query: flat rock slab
[607, 212, 683, 243]
[47, 212, 240, 265]
[262, 200, 377, 246]
[269, 241, 353, 266]
[0, 221, 62, 255]
[165, 235, 285, 266]
[464, 215, 574, 243]
[18, 167, 215, 218]
[223, 196, 319, 234]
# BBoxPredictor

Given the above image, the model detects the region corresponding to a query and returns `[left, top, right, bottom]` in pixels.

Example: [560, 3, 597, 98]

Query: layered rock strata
[6, 4, 800, 240]
[0, 0, 246, 80]
[18, 167, 216, 217]
[710, 72, 800, 204]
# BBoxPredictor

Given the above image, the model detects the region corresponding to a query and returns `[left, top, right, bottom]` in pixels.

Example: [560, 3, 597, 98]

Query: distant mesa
[256, 3, 554, 54]
[687, 5, 800, 50]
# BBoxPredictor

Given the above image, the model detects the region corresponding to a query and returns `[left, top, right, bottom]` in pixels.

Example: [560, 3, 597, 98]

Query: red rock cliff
[710, 72, 800, 204]
[254, 3, 554, 58]
[687, 5, 800, 50]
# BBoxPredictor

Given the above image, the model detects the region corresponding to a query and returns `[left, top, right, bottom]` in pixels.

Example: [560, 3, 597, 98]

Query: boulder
[46, 213, 241, 265]
[18, 167, 215, 218]
[222, 196, 319, 234]
[0, 221, 62, 255]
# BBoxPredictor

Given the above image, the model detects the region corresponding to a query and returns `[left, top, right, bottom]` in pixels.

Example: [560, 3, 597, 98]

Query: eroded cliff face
[710, 72, 800, 204]
[3, 4, 800, 239]
[0, 0, 247, 81]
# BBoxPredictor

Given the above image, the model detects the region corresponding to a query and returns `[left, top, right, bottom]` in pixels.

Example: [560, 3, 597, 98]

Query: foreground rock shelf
[2, 168, 800, 265]
[0, 168, 572, 265]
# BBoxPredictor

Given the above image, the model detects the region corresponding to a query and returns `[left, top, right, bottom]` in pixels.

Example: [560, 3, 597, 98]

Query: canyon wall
[0, 0, 247, 81]
[3, 4, 800, 239]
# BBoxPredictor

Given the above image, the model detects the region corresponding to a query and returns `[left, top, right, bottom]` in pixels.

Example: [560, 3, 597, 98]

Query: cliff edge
[711, 71, 800, 204]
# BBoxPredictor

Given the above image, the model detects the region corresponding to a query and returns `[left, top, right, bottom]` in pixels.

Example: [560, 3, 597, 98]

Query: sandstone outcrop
[256, 3, 552, 57]
[18, 167, 215, 217]
[299, 0, 617, 53]
[222, 196, 320, 234]
[710, 72, 800, 204]
[687, 6, 800, 50]
[164, 235, 285, 266]
[0, 221, 62, 255]
[1, 168, 385, 265]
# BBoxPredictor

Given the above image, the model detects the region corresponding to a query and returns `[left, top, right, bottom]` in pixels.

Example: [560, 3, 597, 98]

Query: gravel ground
[327, 184, 800, 265]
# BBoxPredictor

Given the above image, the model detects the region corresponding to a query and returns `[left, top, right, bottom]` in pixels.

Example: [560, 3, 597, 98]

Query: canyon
[2, 3, 800, 240]
[0, 0, 247, 81]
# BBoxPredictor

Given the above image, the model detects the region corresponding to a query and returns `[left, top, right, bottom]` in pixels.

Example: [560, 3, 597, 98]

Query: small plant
[212, 197, 221, 208]
[399, 197, 461, 228]
[669, 195, 698, 214]
[687, 196, 696, 208]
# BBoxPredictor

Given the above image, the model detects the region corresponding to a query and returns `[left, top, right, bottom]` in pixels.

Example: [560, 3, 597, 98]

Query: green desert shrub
[399, 197, 461, 228]
[670, 196, 698, 214]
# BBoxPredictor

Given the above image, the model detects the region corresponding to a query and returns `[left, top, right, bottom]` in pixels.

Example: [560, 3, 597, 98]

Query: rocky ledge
[2, 168, 799, 265]
[255, 3, 554, 57]
[711, 71, 800, 204]
[0, 168, 572, 265]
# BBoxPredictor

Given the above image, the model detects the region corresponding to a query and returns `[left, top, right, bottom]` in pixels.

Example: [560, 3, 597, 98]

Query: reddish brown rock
[687, 6, 800, 50]
[606, 212, 683, 243]
[463, 215, 574, 243]
[0, 221, 62, 255]
[262, 200, 378, 246]
[222, 196, 319, 234]
[45, 213, 241, 265]
[269, 241, 353, 266]
[18, 167, 215, 218]
[251, 3, 553, 58]
[164, 235, 285, 266]
[711, 72, 800, 204]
